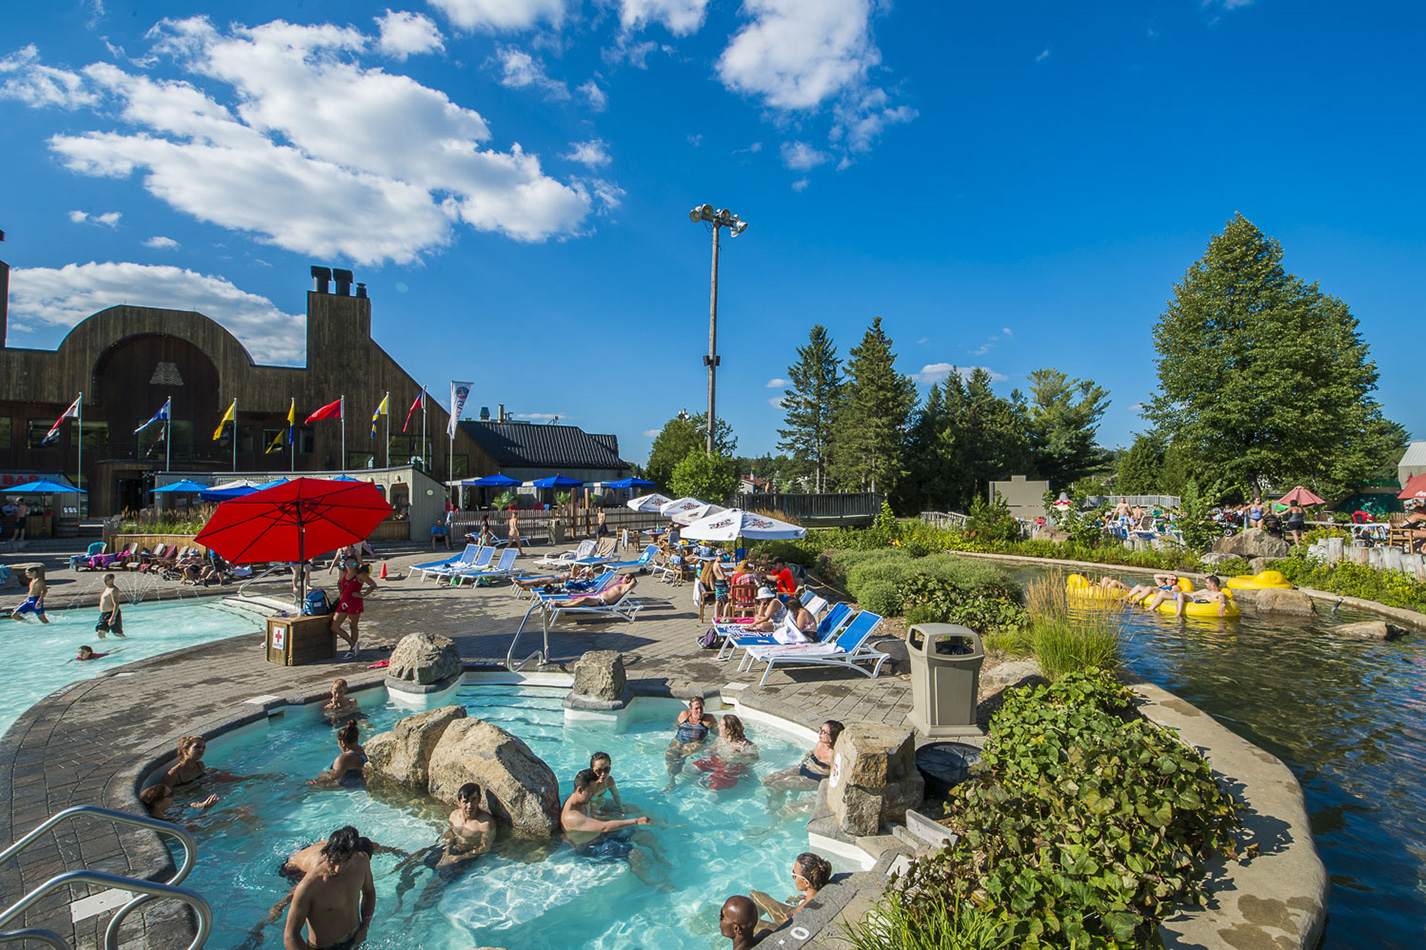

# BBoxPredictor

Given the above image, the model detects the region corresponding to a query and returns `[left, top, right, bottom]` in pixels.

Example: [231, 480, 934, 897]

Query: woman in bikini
[763, 720, 844, 805]
[665, 696, 717, 789]
[508, 509, 524, 553]
[330, 557, 377, 660]
[695, 714, 760, 790]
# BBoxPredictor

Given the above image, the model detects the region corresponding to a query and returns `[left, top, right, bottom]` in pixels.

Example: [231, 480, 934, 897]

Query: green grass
[841, 891, 1012, 950]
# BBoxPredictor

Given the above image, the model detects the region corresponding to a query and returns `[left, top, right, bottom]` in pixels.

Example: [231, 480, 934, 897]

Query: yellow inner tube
[1066, 574, 1126, 604]
[1224, 570, 1293, 590]
[1149, 583, 1240, 618]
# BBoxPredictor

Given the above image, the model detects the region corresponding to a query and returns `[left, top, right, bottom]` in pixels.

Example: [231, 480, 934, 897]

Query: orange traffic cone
[380, 562, 388, 579]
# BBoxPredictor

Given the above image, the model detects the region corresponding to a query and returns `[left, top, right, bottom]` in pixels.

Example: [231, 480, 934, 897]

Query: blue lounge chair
[716, 601, 851, 661]
[742, 610, 889, 686]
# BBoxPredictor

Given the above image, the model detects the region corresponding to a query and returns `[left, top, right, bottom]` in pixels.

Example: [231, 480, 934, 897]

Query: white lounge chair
[413, 544, 482, 583]
[438, 546, 497, 586]
[460, 548, 523, 585]
[535, 539, 596, 567]
[742, 610, 889, 686]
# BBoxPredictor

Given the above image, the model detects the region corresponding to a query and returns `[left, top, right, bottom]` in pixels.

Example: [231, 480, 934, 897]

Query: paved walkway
[0, 543, 920, 948]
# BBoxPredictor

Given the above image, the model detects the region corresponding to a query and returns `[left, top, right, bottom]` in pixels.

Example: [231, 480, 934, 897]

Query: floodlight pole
[689, 204, 748, 455]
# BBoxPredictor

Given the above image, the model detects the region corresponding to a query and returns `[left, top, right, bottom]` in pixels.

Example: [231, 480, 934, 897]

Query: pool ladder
[506, 601, 549, 672]
[0, 806, 212, 949]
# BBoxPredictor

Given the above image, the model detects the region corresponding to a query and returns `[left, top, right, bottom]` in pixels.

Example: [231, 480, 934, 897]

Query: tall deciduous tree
[831, 317, 918, 494]
[669, 449, 739, 503]
[1024, 368, 1110, 490]
[777, 324, 844, 492]
[646, 412, 735, 490]
[1146, 214, 1404, 498]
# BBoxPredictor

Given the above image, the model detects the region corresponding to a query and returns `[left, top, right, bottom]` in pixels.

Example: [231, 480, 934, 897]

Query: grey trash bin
[906, 623, 984, 738]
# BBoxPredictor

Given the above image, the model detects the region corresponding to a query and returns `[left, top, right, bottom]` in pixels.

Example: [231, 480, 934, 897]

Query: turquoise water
[177, 685, 819, 950]
[1010, 567, 1426, 949]
[0, 599, 262, 737]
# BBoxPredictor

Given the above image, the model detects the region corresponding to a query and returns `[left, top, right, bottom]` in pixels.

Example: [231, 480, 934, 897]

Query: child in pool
[323, 678, 361, 719]
[76, 645, 121, 661]
[10, 568, 50, 623]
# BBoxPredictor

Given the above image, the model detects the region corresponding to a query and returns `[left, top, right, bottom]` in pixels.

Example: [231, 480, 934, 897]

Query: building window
[261, 427, 288, 455]
[27, 420, 56, 449]
[80, 421, 108, 453]
[296, 427, 315, 454]
[0, 417, 10, 448]
[451, 455, 469, 479]
[347, 452, 375, 470]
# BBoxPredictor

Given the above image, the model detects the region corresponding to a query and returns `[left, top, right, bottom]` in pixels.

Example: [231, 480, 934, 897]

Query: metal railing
[506, 601, 548, 672]
[0, 806, 211, 950]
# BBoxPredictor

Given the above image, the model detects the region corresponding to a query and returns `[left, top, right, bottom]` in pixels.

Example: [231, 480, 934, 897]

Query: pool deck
[0, 544, 917, 948]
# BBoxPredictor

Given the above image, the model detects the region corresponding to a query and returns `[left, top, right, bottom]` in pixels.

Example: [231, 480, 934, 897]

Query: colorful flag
[403, 390, 424, 433]
[212, 398, 237, 441]
[265, 427, 285, 454]
[448, 381, 472, 439]
[305, 397, 343, 423]
[266, 399, 296, 454]
[134, 398, 171, 435]
[41, 396, 81, 445]
[370, 394, 389, 439]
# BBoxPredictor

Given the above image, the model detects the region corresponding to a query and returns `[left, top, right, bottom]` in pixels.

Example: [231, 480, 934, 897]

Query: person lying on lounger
[560, 575, 636, 608]
[513, 565, 600, 591]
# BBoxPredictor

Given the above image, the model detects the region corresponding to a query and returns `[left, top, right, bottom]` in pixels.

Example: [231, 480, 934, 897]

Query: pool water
[0, 599, 263, 737]
[1011, 568, 1426, 949]
[179, 685, 817, 950]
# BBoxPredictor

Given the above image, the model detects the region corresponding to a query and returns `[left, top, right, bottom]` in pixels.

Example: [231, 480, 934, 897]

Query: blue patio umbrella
[252, 478, 292, 491]
[531, 474, 584, 489]
[152, 479, 211, 494]
[200, 484, 258, 502]
[330, 475, 362, 482]
[463, 473, 522, 487]
[7, 479, 86, 494]
[606, 477, 654, 489]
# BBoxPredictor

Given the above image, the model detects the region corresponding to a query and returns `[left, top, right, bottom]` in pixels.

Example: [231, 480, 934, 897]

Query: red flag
[305, 397, 343, 423]
[402, 391, 424, 433]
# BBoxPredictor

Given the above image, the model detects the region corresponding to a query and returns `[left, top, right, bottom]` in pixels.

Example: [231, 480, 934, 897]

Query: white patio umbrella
[671, 502, 726, 525]
[679, 508, 806, 542]
[659, 496, 712, 521]
[626, 492, 673, 513]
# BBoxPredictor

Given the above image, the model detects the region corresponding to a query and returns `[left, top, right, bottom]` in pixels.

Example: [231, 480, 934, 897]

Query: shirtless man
[284, 826, 375, 950]
[10, 567, 50, 623]
[561, 768, 665, 887]
[561, 575, 636, 608]
[391, 783, 495, 912]
[718, 895, 762, 950]
[1173, 574, 1229, 617]
[96, 573, 126, 639]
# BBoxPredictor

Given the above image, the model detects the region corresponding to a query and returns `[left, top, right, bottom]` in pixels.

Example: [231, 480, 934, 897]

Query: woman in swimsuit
[665, 695, 717, 789]
[311, 720, 367, 788]
[763, 720, 844, 805]
[164, 735, 210, 787]
[695, 715, 760, 790]
[1284, 503, 1308, 546]
[330, 558, 377, 660]
[508, 510, 524, 553]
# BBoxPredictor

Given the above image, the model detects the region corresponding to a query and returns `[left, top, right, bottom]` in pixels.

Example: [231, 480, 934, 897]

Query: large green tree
[669, 449, 740, 503]
[830, 317, 918, 494]
[1145, 214, 1405, 498]
[1024, 368, 1110, 490]
[646, 412, 735, 489]
[1115, 431, 1166, 494]
[777, 324, 844, 492]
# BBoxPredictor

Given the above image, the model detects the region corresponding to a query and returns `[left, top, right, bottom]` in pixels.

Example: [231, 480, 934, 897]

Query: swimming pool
[177, 683, 820, 950]
[0, 599, 264, 737]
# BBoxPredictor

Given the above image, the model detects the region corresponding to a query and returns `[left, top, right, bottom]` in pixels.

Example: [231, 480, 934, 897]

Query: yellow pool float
[1145, 579, 1240, 619]
[1066, 573, 1127, 604]
[1224, 570, 1293, 590]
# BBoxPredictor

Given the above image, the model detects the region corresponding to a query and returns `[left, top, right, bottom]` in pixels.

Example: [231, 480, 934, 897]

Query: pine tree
[777, 325, 843, 492]
[1024, 368, 1110, 490]
[1146, 214, 1404, 497]
[830, 317, 917, 494]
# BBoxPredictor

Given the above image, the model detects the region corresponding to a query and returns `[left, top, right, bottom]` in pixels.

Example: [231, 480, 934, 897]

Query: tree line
[646, 215, 1405, 511]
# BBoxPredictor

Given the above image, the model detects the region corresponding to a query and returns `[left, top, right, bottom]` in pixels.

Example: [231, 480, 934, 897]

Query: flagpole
[290, 399, 296, 474]
[77, 392, 84, 518]
[384, 391, 390, 469]
[340, 395, 346, 475]
[165, 399, 171, 474]
[232, 397, 238, 473]
[421, 387, 427, 475]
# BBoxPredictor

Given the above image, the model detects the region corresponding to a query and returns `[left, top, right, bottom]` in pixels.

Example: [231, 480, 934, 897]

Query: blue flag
[134, 398, 171, 434]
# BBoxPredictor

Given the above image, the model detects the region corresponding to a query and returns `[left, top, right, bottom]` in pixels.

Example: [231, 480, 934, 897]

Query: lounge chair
[533, 581, 643, 630]
[717, 601, 852, 661]
[513, 568, 616, 601]
[741, 610, 890, 686]
[70, 542, 107, 571]
[435, 547, 499, 586]
[412, 544, 483, 583]
[604, 544, 660, 573]
[460, 548, 523, 585]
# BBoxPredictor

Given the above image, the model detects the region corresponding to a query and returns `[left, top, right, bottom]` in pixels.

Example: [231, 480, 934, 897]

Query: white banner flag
[448, 381, 472, 438]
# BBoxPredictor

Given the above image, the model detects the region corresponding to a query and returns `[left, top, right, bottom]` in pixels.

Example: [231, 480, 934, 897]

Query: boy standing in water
[96, 573, 126, 638]
[10, 567, 49, 623]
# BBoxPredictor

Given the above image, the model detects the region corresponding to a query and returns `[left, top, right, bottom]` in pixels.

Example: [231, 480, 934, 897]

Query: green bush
[1274, 554, 1426, 612]
[842, 888, 1011, 950]
[854, 578, 904, 616]
[966, 494, 1021, 543]
[883, 670, 1239, 950]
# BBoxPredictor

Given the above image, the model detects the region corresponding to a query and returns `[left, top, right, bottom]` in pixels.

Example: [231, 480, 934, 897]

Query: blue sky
[2, 0, 1422, 465]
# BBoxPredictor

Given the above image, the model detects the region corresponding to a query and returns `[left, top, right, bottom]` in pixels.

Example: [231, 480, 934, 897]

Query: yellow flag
[287, 397, 296, 428]
[212, 399, 236, 440]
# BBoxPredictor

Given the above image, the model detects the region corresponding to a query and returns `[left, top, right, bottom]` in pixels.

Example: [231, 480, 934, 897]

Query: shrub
[883, 670, 1239, 950]
[842, 888, 1011, 950]
[966, 494, 1021, 543]
[854, 578, 904, 616]
[1273, 554, 1426, 613]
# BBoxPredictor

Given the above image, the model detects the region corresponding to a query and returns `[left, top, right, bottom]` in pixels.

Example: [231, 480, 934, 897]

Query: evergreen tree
[1024, 368, 1110, 490]
[777, 324, 843, 492]
[830, 317, 918, 494]
[1115, 432, 1166, 494]
[960, 368, 1032, 502]
[1146, 214, 1405, 498]
[897, 381, 968, 513]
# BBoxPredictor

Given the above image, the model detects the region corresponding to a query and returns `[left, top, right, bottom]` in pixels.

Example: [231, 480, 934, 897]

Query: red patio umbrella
[195, 479, 392, 599]
[1399, 473, 1426, 501]
[1277, 485, 1327, 507]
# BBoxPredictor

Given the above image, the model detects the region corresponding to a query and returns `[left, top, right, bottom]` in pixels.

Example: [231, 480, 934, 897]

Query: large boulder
[1254, 588, 1316, 617]
[366, 705, 467, 786]
[387, 632, 462, 689]
[1328, 621, 1409, 641]
[827, 721, 925, 837]
[1199, 553, 1236, 567]
[1213, 528, 1290, 559]
[1248, 556, 1282, 574]
[427, 718, 561, 839]
[979, 658, 1046, 695]
[564, 651, 629, 710]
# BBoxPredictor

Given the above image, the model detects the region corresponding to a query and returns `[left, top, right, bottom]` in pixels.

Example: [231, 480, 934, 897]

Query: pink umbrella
[1277, 486, 1327, 506]
[1398, 473, 1426, 500]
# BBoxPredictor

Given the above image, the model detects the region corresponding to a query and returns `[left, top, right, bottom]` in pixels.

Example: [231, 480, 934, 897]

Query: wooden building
[0, 263, 496, 514]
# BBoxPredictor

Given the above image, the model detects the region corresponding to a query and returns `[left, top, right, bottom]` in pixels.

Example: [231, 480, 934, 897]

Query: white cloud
[618, 0, 711, 36]
[687, 133, 702, 147]
[586, 178, 625, 210]
[495, 46, 571, 99]
[911, 363, 1008, 385]
[715, 0, 912, 157]
[69, 210, 122, 227]
[1002, 327, 1012, 335]
[565, 139, 611, 167]
[641, 428, 661, 438]
[514, 412, 564, 421]
[1035, 49, 1050, 62]
[427, 0, 568, 31]
[375, 10, 444, 59]
[9, 261, 305, 364]
[765, 378, 788, 388]
[577, 80, 607, 111]
[0, 45, 100, 108]
[733, 141, 762, 154]
[8, 19, 590, 264]
[780, 140, 828, 171]
[916, 336, 929, 345]
[768, 396, 785, 408]
[790, 178, 809, 192]
[143, 235, 180, 249]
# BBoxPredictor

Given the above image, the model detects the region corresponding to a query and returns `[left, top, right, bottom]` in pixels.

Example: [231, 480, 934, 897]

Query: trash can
[906, 623, 984, 738]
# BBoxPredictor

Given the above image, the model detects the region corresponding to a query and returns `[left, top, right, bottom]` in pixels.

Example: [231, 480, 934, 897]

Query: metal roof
[459, 421, 628, 471]
[1399, 441, 1426, 469]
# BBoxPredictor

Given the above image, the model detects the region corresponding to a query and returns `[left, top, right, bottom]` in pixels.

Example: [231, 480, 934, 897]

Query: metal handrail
[0, 870, 211, 950]
[506, 601, 548, 672]
[0, 806, 207, 950]
[237, 562, 291, 601]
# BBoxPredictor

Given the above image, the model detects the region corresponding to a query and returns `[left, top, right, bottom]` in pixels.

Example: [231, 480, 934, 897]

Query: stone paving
[0, 541, 924, 948]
